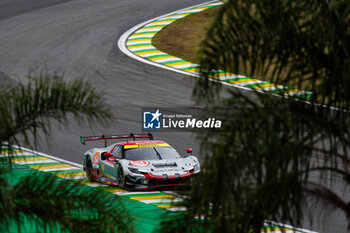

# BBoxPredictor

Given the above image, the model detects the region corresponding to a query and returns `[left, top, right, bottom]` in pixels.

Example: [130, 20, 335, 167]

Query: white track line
[16, 160, 57, 164]
[87, 183, 107, 187]
[65, 176, 86, 180]
[167, 207, 187, 211]
[267, 221, 318, 233]
[39, 167, 81, 172]
[116, 191, 161, 196]
[140, 198, 183, 204]
[10, 145, 82, 168]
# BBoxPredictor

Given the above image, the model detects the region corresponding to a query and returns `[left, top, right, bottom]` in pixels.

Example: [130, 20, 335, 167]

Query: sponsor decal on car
[129, 160, 150, 167]
[124, 143, 169, 149]
[93, 152, 100, 165]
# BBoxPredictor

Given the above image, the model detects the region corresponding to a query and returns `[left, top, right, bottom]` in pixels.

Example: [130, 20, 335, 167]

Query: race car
[81, 133, 200, 190]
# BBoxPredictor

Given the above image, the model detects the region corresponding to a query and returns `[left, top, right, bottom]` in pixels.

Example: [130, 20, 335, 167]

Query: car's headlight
[129, 167, 140, 174]
[194, 164, 200, 172]
[129, 167, 149, 175]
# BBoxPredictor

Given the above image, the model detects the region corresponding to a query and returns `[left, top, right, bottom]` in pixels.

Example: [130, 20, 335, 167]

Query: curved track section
[119, 0, 311, 99]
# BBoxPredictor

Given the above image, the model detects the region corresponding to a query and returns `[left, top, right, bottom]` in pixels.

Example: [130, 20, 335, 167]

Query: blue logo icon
[143, 109, 162, 129]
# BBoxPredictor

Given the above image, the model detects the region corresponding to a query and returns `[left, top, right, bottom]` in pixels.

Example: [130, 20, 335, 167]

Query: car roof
[115, 140, 167, 146]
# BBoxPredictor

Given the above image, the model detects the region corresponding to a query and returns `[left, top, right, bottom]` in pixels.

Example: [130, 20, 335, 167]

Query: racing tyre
[86, 158, 93, 181]
[117, 165, 125, 188]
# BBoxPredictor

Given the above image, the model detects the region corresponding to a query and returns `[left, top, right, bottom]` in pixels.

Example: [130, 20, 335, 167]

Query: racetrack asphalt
[0, 0, 207, 163]
[0, 1, 346, 232]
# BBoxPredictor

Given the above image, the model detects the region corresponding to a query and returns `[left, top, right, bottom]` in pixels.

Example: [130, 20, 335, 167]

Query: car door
[99, 145, 122, 180]
[112, 145, 124, 178]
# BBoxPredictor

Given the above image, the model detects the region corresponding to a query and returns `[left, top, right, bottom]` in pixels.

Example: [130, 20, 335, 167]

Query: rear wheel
[117, 165, 125, 188]
[86, 158, 93, 181]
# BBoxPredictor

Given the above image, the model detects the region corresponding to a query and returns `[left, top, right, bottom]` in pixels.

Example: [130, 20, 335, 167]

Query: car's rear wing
[80, 133, 153, 147]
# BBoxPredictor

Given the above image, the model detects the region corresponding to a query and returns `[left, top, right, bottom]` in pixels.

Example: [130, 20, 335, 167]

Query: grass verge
[152, 6, 221, 65]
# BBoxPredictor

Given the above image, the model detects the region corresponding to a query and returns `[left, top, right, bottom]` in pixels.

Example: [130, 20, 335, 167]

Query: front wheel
[117, 165, 125, 188]
[86, 158, 93, 181]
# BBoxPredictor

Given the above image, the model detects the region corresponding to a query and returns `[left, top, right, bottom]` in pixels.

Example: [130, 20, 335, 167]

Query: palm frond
[0, 71, 114, 150]
[3, 171, 136, 233]
[303, 181, 349, 220]
[197, 0, 350, 108]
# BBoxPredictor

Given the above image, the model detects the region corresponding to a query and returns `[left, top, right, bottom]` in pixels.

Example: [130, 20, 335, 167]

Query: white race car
[81, 133, 200, 190]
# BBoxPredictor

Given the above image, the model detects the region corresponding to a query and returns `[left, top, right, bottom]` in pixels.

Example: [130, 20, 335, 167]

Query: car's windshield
[124, 146, 181, 160]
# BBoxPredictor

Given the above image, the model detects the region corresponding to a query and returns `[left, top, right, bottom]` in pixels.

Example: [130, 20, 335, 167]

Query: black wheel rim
[86, 160, 92, 178]
[118, 166, 124, 187]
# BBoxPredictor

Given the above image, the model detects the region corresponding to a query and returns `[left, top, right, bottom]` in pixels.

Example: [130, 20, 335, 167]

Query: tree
[0, 72, 136, 232]
[161, 0, 350, 232]
[197, 0, 350, 108]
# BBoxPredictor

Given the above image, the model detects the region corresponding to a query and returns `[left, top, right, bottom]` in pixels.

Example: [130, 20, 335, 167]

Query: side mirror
[186, 148, 193, 154]
[104, 152, 113, 157]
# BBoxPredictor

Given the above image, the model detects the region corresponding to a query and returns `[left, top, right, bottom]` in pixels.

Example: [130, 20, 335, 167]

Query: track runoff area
[4, 1, 315, 233]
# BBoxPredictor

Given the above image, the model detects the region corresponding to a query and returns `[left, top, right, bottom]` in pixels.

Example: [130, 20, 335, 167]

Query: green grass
[152, 6, 221, 64]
